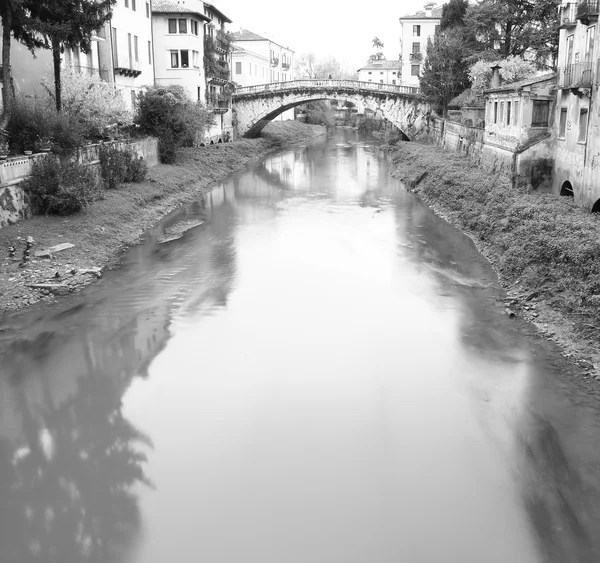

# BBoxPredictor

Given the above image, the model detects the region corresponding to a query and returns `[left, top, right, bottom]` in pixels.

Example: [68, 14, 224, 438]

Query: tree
[440, 0, 469, 31]
[296, 53, 354, 79]
[297, 52, 317, 79]
[0, 0, 44, 131]
[420, 29, 473, 115]
[27, 0, 117, 111]
[371, 37, 385, 61]
[465, 0, 560, 68]
[468, 55, 536, 94]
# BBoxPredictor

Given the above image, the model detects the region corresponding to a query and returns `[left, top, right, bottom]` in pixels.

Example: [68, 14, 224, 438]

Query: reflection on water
[1, 130, 600, 562]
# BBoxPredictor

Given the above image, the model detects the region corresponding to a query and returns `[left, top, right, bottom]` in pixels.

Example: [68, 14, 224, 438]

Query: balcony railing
[409, 52, 423, 62]
[281, 62, 291, 71]
[577, 0, 599, 23]
[270, 57, 279, 67]
[559, 3, 578, 27]
[559, 62, 593, 88]
[72, 64, 111, 82]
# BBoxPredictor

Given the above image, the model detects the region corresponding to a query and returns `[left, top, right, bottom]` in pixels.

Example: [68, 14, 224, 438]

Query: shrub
[23, 155, 101, 215]
[136, 85, 214, 164]
[99, 145, 148, 189]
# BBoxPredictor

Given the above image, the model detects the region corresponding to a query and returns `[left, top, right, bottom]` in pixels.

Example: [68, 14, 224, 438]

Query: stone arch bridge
[232, 80, 433, 139]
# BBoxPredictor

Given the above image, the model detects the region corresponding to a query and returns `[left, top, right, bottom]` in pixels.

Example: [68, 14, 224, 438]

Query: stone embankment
[0, 121, 325, 315]
[387, 139, 600, 382]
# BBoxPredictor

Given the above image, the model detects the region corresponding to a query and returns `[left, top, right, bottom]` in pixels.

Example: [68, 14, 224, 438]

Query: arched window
[560, 181, 574, 197]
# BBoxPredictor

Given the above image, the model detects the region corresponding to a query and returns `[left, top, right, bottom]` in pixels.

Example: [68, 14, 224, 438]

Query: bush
[7, 97, 86, 156]
[99, 145, 148, 189]
[23, 155, 101, 215]
[136, 85, 214, 164]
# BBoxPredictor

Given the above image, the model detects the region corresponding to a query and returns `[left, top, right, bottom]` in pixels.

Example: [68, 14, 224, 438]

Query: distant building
[356, 60, 401, 84]
[231, 29, 295, 120]
[398, 2, 442, 87]
[552, 1, 600, 209]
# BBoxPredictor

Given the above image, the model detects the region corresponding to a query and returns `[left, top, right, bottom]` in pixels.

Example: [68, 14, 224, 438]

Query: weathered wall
[441, 121, 484, 163]
[0, 137, 158, 229]
[234, 88, 432, 139]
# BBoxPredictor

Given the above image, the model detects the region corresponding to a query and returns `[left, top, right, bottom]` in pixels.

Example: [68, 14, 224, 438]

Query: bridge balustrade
[233, 79, 420, 97]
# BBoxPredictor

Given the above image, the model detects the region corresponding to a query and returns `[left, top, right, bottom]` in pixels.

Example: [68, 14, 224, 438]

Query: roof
[485, 73, 557, 93]
[230, 29, 294, 51]
[357, 59, 401, 72]
[448, 89, 484, 109]
[400, 3, 443, 20]
[152, 0, 211, 20]
[204, 2, 232, 24]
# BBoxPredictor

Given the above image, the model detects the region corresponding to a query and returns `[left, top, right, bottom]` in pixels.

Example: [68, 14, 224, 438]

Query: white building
[152, 0, 210, 102]
[357, 60, 401, 84]
[231, 29, 295, 120]
[109, 0, 155, 109]
[398, 2, 442, 86]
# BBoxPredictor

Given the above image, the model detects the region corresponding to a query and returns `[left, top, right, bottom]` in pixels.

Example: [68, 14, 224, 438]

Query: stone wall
[0, 137, 158, 229]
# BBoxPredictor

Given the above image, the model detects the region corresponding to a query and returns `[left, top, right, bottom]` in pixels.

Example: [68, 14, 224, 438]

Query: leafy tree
[465, 0, 560, 68]
[0, 0, 45, 131]
[468, 55, 536, 94]
[27, 0, 117, 111]
[297, 53, 354, 79]
[440, 0, 469, 30]
[420, 29, 473, 115]
[297, 52, 317, 78]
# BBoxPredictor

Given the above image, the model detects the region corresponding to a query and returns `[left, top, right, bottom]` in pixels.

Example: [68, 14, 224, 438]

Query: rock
[505, 308, 516, 318]
[34, 243, 75, 258]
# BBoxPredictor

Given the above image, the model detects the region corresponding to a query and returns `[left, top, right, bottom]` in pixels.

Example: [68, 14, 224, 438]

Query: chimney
[490, 65, 502, 88]
[424, 2, 435, 17]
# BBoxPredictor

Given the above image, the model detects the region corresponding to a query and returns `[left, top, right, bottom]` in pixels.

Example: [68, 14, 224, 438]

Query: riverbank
[387, 140, 600, 379]
[0, 121, 325, 315]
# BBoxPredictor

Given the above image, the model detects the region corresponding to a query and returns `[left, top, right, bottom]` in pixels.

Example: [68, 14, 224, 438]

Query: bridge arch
[232, 80, 432, 140]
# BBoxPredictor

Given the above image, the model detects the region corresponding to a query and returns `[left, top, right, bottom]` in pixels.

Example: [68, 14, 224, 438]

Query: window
[192, 20, 198, 35]
[413, 25, 421, 36]
[235, 62, 242, 74]
[146, 2, 150, 17]
[566, 34, 574, 65]
[368, 71, 372, 74]
[112, 27, 118, 66]
[148, 40, 152, 64]
[392, 80, 396, 84]
[532, 100, 550, 127]
[192, 51, 199, 68]
[179, 19, 187, 34]
[198, 87, 201, 101]
[411, 64, 420, 76]
[380, 79, 384, 83]
[132, 0, 136, 10]
[170, 51, 179, 68]
[506, 101, 511, 125]
[380, 71, 384, 75]
[513, 101, 519, 125]
[128, 33, 132, 65]
[559, 108, 567, 138]
[412, 42, 420, 53]
[125, 0, 129, 7]
[435, 24, 440, 34]
[134, 35, 139, 62]
[579, 108, 589, 142]
[168, 19, 177, 33]
[392, 71, 396, 75]
[585, 25, 595, 61]
[181, 50, 189, 67]
[494, 101, 498, 123]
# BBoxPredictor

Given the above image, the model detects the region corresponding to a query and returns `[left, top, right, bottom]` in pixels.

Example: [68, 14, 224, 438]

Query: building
[203, 2, 234, 142]
[357, 60, 401, 84]
[398, 2, 442, 87]
[108, 0, 155, 109]
[552, 1, 600, 209]
[152, 0, 211, 103]
[231, 29, 295, 120]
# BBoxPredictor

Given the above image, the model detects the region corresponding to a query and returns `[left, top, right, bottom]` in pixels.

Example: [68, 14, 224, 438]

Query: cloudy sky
[216, 0, 423, 71]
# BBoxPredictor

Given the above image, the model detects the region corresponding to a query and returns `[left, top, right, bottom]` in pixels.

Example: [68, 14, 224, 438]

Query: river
[1, 129, 599, 563]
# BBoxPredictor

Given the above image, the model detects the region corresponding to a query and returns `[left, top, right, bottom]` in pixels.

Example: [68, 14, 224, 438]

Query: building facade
[231, 29, 295, 120]
[357, 60, 401, 84]
[398, 2, 441, 87]
[552, 1, 600, 209]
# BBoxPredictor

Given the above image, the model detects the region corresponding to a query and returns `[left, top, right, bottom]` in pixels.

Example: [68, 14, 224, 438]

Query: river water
[1, 130, 600, 563]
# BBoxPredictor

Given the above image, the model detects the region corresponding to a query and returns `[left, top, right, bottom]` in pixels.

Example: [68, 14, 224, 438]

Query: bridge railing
[233, 79, 420, 97]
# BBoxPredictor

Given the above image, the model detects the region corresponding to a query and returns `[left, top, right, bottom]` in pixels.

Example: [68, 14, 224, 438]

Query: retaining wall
[0, 137, 158, 229]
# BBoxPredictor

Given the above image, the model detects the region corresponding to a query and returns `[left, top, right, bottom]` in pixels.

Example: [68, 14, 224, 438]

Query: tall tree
[440, 0, 469, 31]
[0, 0, 44, 131]
[465, 0, 560, 68]
[28, 0, 116, 111]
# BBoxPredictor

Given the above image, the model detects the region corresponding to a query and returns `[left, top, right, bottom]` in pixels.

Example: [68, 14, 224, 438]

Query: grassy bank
[0, 121, 325, 314]
[388, 140, 600, 373]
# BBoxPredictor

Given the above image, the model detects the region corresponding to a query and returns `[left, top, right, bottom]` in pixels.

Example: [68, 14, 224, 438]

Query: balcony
[577, 0, 599, 24]
[409, 52, 423, 62]
[559, 62, 593, 89]
[115, 61, 142, 78]
[73, 65, 111, 81]
[270, 56, 279, 67]
[209, 96, 230, 113]
[282, 62, 291, 71]
[559, 3, 578, 27]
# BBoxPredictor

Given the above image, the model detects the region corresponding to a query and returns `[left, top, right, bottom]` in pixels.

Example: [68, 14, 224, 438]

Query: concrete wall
[0, 138, 159, 229]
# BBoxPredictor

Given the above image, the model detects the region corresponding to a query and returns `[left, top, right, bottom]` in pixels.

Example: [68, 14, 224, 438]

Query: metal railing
[559, 62, 594, 88]
[233, 79, 420, 97]
[559, 3, 578, 26]
[72, 64, 111, 81]
[577, 0, 599, 20]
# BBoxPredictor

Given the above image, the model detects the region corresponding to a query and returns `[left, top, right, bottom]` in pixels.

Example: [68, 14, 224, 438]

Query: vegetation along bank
[0, 121, 325, 315]
[388, 140, 600, 380]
